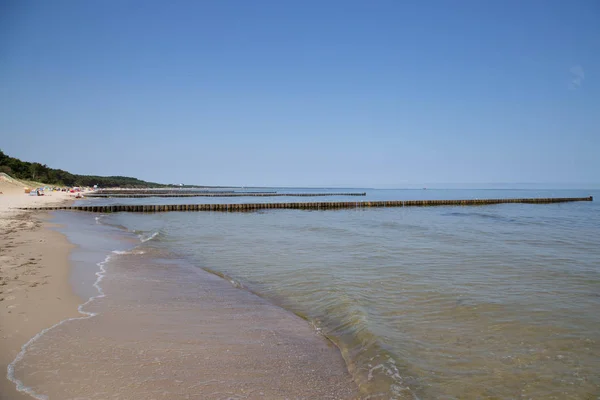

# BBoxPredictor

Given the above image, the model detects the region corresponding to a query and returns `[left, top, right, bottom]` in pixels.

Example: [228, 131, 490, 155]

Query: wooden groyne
[21, 197, 593, 213]
[92, 190, 275, 195]
[86, 192, 367, 198]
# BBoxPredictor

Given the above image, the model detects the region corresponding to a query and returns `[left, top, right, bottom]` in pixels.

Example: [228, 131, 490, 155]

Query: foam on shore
[7, 251, 112, 399]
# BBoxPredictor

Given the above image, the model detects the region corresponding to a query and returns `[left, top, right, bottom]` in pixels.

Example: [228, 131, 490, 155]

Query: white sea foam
[6, 253, 113, 399]
[112, 249, 146, 255]
[139, 231, 159, 243]
[363, 356, 420, 400]
[230, 279, 243, 288]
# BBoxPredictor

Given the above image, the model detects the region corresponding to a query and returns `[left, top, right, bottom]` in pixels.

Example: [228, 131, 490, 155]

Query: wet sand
[2, 181, 359, 399]
[0, 182, 81, 400]
[12, 246, 359, 399]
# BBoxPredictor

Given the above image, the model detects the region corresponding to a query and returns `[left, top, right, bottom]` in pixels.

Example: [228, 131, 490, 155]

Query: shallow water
[11, 189, 600, 399]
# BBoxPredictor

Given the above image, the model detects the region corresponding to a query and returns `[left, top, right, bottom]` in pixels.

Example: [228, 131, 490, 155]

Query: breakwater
[86, 192, 367, 198]
[21, 196, 592, 212]
[91, 190, 275, 195]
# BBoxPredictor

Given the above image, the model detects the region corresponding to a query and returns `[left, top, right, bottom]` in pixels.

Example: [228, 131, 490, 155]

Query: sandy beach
[1, 178, 360, 399]
[0, 178, 82, 400]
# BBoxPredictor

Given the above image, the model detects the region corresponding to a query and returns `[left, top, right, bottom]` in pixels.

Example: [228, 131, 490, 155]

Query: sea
[9, 189, 600, 399]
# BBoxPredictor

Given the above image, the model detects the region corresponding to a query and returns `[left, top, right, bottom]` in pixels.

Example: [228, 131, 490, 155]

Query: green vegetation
[0, 149, 170, 188]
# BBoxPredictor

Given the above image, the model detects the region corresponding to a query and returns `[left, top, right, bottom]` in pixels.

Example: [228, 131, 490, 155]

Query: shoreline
[0, 191, 82, 399]
[1, 188, 361, 399]
[6, 234, 359, 398]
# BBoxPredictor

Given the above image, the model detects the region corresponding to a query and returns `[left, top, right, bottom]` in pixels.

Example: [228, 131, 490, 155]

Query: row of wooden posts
[86, 192, 367, 198]
[21, 197, 593, 213]
[91, 190, 277, 195]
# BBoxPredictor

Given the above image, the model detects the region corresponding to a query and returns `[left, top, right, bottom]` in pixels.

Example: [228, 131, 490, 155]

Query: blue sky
[1, 0, 598, 187]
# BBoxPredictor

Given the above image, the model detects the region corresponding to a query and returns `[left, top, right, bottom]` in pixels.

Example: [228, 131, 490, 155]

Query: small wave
[112, 249, 146, 255]
[7, 252, 113, 399]
[93, 215, 131, 231]
[203, 268, 244, 289]
[443, 211, 521, 224]
[139, 231, 159, 243]
[229, 279, 243, 288]
[366, 355, 420, 400]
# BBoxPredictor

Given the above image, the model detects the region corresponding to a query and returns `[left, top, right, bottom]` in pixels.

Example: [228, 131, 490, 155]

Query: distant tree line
[0, 149, 171, 188]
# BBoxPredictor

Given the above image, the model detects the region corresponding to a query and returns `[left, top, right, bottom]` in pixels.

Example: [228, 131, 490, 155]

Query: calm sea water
[20, 189, 600, 399]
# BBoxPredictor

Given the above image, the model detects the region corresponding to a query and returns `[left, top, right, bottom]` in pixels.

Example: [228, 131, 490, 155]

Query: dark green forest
[0, 149, 170, 187]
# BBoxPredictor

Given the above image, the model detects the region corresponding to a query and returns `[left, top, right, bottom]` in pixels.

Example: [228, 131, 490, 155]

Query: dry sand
[0, 178, 82, 400]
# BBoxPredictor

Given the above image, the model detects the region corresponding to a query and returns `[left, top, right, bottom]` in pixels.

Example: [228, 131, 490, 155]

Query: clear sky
[1, 0, 598, 187]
